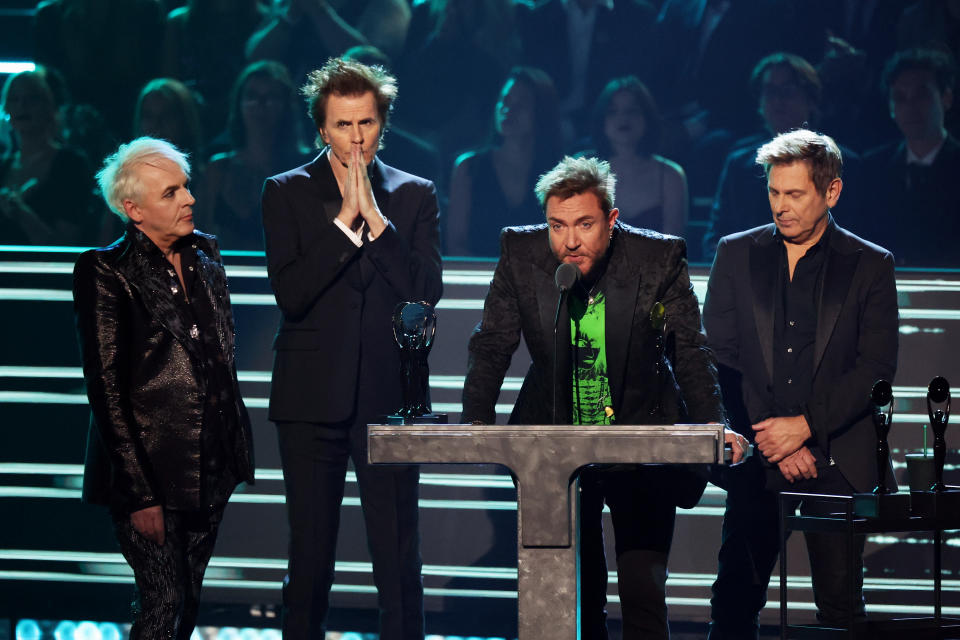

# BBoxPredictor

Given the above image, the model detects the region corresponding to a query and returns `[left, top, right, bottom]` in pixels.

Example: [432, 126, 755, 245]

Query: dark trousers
[112, 507, 224, 640]
[276, 420, 424, 640]
[579, 467, 678, 640]
[708, 457, 866, 639]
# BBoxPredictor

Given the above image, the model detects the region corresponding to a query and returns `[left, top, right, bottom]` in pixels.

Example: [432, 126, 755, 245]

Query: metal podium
[368, 423, 725, 640]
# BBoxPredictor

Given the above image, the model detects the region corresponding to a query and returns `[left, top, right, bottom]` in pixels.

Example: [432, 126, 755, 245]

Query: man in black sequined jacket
[73, 137, 254, 640]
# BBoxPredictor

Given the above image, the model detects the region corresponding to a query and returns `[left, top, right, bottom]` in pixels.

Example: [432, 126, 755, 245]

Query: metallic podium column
[368, 423, 724, 640]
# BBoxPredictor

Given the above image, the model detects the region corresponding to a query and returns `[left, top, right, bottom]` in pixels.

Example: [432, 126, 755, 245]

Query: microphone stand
[553, 289, 567, 425]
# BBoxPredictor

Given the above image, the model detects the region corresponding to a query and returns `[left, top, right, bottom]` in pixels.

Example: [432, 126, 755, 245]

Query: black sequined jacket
[73, 227, 255, 513]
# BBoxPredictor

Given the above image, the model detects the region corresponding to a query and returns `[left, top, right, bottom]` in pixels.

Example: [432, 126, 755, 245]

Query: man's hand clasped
[337, 145, 388, 239]
[753, 415, 816, 482]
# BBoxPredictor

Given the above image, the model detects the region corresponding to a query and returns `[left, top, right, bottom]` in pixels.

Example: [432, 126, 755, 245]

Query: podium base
[853, 491, 911, 519]
[380, 412, 449, 426]
[910, 487, 960, 518]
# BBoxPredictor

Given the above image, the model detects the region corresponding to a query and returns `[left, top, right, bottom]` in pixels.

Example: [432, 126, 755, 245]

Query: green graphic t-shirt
[570, 291, 613, 426]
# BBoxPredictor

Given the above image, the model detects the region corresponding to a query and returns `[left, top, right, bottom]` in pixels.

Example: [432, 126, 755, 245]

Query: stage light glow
[53, 621, 76, 640]
[0, 62, 36, 73]
[74, 621, 102, 640]
[15, 619, 41, 640]
[97, 624, 121, 640]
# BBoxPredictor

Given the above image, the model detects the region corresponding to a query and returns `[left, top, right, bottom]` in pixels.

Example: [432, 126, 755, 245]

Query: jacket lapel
[119, 231, 205, 365]
[306, 152, 344, 224]
[749, 229, 779, 384]
[604, 234, 639, 408]
[814, 231, 861, 375]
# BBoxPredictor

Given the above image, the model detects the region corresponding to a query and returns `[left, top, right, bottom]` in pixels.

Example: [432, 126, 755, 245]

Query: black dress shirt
[771, 225, 831, 462]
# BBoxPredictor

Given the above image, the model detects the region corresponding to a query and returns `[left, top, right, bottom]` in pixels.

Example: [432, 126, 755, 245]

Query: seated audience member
[161, 0, 267, 137]
[398, 0, 520, 160]
[246, 0, 411, 81]
[447, 67, 561, 257]
[579, 76, 687, 237]
[517, 0, 655, 145]
[134, 78, 204, 167]
[702, 53, 860, 262]
[898, 1, 960, 125]
[33, 0, 164, 140]
[865, 48, 960, 269]
[0, 66, 94, 246]
[196, 60, 311, 252]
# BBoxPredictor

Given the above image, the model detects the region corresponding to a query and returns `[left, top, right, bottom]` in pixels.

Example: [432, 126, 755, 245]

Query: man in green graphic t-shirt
[462, 156, 747, 640]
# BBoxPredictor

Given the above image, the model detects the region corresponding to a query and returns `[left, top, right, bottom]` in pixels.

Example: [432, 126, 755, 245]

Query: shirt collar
[773, 212, 836, 251]
[906, 133, 947, 166]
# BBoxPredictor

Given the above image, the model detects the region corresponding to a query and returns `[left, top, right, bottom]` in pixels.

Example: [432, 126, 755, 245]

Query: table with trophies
[778, 377, 960, 639]
[368, 302, 729, 640]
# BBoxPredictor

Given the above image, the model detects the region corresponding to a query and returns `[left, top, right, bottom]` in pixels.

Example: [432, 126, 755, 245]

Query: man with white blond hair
[73, 137, 255, 640]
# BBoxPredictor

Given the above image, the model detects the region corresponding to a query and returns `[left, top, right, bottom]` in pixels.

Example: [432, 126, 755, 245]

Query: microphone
[552, 263, 580, 425]
[555, 262, 580, 292]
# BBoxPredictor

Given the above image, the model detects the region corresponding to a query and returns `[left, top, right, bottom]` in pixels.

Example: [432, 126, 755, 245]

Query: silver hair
[96, 137, 191, 220]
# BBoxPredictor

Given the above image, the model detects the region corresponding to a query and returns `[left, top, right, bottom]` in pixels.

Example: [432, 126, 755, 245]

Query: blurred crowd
[1, 0, 958, 267]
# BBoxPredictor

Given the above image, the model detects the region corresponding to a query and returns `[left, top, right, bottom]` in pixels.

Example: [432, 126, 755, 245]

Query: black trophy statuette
[392, 301, 437, 419]
[927, 376, 951, 492]
[870, 380, 894, 495]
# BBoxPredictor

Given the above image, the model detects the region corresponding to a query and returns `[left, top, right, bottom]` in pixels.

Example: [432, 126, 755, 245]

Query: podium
[368, 423, 725, 640]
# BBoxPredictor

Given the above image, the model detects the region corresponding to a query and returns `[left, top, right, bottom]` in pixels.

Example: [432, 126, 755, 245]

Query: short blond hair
[97, 137, 190, 220]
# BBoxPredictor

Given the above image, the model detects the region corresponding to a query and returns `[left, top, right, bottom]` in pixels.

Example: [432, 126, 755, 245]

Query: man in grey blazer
[261, 58, 442, 640]
[704, 129, 899, 638]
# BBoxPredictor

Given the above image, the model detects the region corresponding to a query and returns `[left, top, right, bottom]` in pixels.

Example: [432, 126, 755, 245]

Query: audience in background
[865, 48, 959, 268]
[578, 76, 687, 236]
[133, 78, 204, 166]
[446, 67, 561, 257]
[518, 0, 655, 146]
[6, 0, 957, 270]
[398, 0, 520, 164]
[196, 60, 310, 251]
[247, 0, 410, 86]
[161, 0, 267, 138]
[33, 0, 164, 139]
[0, 66, 94, 246]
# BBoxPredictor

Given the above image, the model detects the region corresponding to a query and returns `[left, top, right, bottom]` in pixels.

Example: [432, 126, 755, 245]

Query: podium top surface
[368, 422, 725, 466]
[369, 423, 722, 437]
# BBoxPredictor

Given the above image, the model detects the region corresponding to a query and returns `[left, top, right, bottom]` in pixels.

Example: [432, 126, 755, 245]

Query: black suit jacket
[863, 135, 960, 269]
[73, 229, 255, 513]
[261, 152, 443, 423]
[462, 223, 725, 506]
[703, 220, 899, 492]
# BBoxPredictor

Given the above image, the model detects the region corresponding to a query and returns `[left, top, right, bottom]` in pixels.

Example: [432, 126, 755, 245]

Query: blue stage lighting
[14, 619, 41, 640]
[53, 621, 76, 640]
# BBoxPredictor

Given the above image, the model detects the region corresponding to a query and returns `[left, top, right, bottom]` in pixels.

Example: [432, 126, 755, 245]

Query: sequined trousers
[111, 507, 225, 640]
